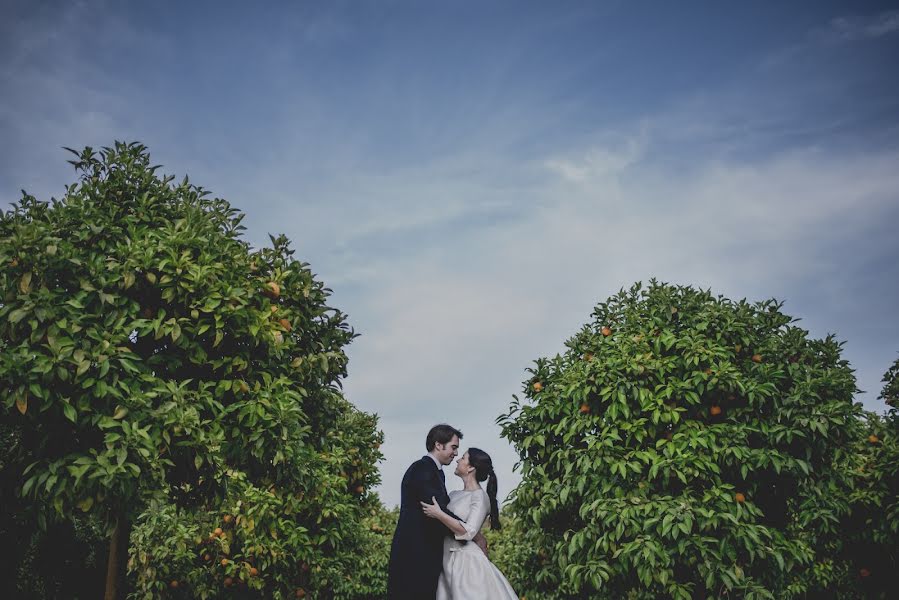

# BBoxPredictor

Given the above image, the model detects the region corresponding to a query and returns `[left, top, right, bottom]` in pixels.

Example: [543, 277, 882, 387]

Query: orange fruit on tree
[295, 589, 307, 598]
[751, 354, 762, 363]
[868, 434, 879, 444]
[223, 514, 232, 523]
[532, 381, 543, 392]
[249, 567, 259, 577]
[735, 492, 746, 503]
[579, 403, 591, 414]
[860, 567, 871, 577]
[601, 326, 612, 337]
[224, 577, 233, 587]
[703, 368, 712, 376]
[214, 527, 223, 536]
[354, 484, 365, 494]
[204, 553, 211, 562]
[279, 318, 292, 331]
[583, 353, 593, 361]
[270, 305, 278, 313]
[264, 281, 281, 299]
[221, 558, 229, 567]
[170, 580, 179, 589]
[710, 406, 722, 416]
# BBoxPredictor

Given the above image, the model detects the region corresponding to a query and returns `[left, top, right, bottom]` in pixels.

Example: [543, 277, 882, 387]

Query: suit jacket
[386, 456, 463, 599]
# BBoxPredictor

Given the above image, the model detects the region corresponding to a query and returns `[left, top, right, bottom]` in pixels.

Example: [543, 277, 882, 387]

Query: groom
[387, 424, 485, 599]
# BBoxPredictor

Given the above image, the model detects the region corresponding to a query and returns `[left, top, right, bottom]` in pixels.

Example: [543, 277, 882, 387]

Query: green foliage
[499, 280, 875, 599]
[485, 512, 566, 600]
[0, 142, 384, 598]
[880, 356, 899, 408]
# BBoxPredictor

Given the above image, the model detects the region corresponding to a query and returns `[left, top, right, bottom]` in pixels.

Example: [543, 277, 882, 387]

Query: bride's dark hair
[467, 448, 501, 530]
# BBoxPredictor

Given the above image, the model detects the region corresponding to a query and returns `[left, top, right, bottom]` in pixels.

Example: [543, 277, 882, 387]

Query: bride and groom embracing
[386, 424, 518, 600]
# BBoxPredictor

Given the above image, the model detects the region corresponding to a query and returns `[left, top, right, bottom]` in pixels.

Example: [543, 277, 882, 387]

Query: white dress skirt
[436, 488, 518, 600]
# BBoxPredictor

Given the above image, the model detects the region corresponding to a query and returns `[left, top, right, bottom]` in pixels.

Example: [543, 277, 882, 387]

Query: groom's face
[434, 435, 460, 466]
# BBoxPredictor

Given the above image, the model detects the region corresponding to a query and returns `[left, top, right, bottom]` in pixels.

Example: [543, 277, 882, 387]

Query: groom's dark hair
[426, 424, 463, 451]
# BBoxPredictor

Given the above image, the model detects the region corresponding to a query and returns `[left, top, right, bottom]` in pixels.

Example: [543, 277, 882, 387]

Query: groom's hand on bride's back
[474, 532, 488, 557]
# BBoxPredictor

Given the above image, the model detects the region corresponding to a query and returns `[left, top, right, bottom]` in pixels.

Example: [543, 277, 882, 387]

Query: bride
[420, 447, 518, 599]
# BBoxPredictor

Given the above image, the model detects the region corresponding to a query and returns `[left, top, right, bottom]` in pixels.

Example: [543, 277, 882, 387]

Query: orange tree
[822, 357, 899, 596]
[498, 280, 873, 599]
[0, 142, 383, 599]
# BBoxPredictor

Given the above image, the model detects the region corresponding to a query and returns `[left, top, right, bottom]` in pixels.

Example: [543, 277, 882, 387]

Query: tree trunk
[104, 512, 129, 600]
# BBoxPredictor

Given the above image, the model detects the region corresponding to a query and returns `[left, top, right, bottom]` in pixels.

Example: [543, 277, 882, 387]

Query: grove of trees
[1, 144, 895, 599]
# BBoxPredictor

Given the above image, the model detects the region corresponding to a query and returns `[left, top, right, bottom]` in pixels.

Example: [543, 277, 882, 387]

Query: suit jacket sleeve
[411, 461, 464, 525]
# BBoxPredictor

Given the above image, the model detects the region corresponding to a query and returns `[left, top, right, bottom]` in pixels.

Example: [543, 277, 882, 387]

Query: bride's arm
[421, 496, 468, 535]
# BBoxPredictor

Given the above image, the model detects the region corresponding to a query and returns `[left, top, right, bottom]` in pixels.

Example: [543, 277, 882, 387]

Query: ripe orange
[270, 305, 278, 313]
[532, 381, 543, 392]
[204, 553, 211, 562]
[860, 568, 871, 578]
[223, 514, 232, 523]
[735, 492, 746, 503]
[579, 403, 591, 414]
[354, 485, 365, 494]
[710, 406, 722, 416]
[9, 258, 18, 267]
[170, 580, 179, 589]
[249, 567, 259, 577]
[601, 326, 612, 337]
[279, 318, 292, 331]
[224, 577, 233, 587]
[751, 354, 762, 363]
[295, 589, 307, 598]
[583, 353, 593, 361]
[214, 527, 223, 536]
[264, 281, 281, 299]
[868, 434, 879, 444]
[221, 558, 229, 567]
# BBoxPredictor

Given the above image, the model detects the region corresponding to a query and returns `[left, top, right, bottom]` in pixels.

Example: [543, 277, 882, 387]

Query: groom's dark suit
[387, 456, 462, 599]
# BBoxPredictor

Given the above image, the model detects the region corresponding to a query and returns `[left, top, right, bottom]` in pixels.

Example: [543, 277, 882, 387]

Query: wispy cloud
[827, 10, 899, 41]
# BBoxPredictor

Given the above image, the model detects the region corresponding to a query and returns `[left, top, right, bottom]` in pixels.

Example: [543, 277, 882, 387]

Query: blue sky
[2, 1, 898, 508]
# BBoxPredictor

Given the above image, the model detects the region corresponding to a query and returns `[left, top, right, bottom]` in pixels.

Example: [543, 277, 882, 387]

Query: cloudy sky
[2, 1, 898, 508]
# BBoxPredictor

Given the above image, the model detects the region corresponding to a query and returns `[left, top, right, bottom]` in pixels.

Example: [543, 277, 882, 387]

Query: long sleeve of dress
[454, 491, 488, 541]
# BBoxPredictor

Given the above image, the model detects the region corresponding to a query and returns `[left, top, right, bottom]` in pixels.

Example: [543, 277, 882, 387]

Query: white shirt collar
[427, 453, 443, 470]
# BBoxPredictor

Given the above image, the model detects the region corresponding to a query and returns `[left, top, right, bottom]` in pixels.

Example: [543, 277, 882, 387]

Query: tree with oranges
[1, 143, 383, 598]
[498, 280, 873, 599]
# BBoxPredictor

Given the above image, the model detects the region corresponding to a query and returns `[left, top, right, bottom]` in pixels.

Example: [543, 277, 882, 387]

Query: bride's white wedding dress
[436, 488, 518, 600]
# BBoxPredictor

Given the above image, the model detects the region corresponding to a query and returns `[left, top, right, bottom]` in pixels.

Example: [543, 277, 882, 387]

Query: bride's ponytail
[468, 447, 502, 530]
[486, 468, 501, 530]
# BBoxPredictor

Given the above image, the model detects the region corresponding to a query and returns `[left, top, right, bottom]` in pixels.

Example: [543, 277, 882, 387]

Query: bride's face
[454, 452, 473, 478]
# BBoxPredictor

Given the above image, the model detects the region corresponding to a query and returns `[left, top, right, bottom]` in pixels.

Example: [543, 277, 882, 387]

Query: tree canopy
[1, 142, 383, 598]
[498, 280, 888, 599]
